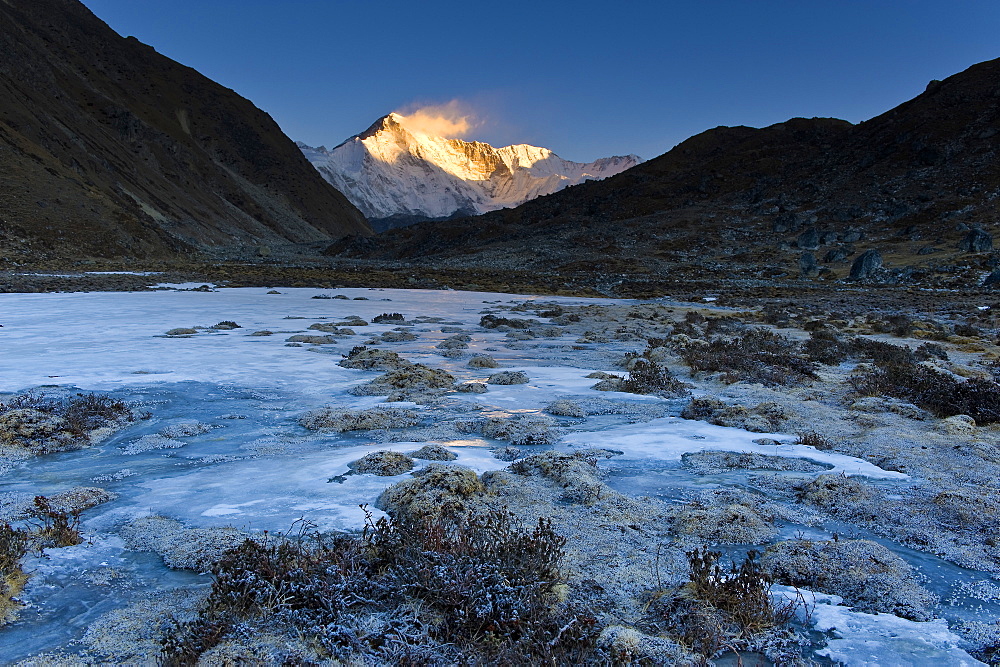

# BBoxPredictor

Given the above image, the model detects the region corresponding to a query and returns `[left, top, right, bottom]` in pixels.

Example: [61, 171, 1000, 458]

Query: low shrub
[850, 358, 1000, 424]
[657, 547, 793, 658]
[680, 328, 817, 386]
[850, 338, 915, 365]
[30, 495, 83, 548]
[161, 511, 597, 664]
[803, 329, 851, 365]
[685, 547, 789, 634]
[795, 430, 834, 450]
[619, 359, 691, 397]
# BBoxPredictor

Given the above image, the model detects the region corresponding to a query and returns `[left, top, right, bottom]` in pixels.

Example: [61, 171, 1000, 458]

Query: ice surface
[773, 586, 985, 666]
[563, 416, 908, 479]
[0, 286, 987, 660]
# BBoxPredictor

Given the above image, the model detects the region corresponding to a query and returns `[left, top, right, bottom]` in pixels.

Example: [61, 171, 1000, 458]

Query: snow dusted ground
[0, 286, 992, 663]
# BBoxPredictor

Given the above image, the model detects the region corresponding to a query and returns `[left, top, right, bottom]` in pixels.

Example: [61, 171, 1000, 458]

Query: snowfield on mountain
[299, 113, 641, 223]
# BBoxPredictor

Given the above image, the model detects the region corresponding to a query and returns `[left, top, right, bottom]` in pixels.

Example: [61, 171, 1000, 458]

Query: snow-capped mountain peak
[299, 114, 642, 226]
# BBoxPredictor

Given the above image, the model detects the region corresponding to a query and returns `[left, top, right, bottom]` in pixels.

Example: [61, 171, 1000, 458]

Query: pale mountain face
[298, 113, 642, 222]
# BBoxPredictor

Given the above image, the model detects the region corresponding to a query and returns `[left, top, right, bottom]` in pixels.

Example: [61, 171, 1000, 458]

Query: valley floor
[0, 283, 998, 664]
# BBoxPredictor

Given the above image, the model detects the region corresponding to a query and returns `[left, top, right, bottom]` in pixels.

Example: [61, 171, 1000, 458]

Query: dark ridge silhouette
[0, 0, 370, 261]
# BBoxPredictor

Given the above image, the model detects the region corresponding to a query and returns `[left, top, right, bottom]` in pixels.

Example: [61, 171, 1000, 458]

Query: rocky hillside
[0, 0, 369, 262]
[334, 59, 1000, 290]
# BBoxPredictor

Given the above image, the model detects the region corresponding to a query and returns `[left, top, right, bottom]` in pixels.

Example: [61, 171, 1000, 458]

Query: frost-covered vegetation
[2, 286, 999, 664]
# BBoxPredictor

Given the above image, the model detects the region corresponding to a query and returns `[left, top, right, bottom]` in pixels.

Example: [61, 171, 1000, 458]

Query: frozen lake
[0, 286, 991, 664]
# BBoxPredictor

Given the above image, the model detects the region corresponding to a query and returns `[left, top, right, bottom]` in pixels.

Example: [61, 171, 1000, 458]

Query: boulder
[796, 227, 820, 250]
[798, 251, 819, 277]
[849, 248, 883, 279]
[959, 229, 993, 253]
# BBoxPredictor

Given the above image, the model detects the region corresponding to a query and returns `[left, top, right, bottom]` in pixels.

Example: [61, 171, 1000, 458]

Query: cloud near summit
[395, 100, 479, 139]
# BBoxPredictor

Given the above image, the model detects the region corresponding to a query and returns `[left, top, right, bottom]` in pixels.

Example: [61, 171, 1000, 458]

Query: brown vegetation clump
[510, 451, 607, 505]
[410, 444, 457, 461]
[680, 328, 818, 386]
[298, 406, 420, 432]
[467, 354, 500, 369]
[160, 511, 596, 664]
[656, 548, 792, 658]
[667, 500, 778, 544]
[480, 314, 533, 329]
[338, 346, 410, 370]
[0, 392, 134, 455]
[762, 538, 937, 620]
[350, 363, 456, 402]
[487, 370, 530, 385]
[462, 413, 560, 446]
[795, 430, 834, 450]
[680, 397, 790, 433]
[378, 464, 486, 521]
[849, 346, 1000, 424]
[796, 474, 874, 508]
[29, 495, 83, 549]
[0, 522, 29, 625]
[350, 451, 414, 476]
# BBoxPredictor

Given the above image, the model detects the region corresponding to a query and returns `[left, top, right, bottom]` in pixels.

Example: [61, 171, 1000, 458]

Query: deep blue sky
[80, 0, 999, 162]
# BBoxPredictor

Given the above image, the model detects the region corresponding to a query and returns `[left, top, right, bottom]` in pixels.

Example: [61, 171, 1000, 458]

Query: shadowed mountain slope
[0, 0, 369, 262]
[334, 59, 1000, 288]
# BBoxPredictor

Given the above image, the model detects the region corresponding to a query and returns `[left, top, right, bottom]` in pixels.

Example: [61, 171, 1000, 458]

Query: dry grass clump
[462, 413, 560, 446]
[545, 399, 587, 417]
[350, 451, 414, 476]
[351, 364, 455, 402]
[338, 346, 409, 370]
[487, 370, 530, 385]
[680, 328, 818, 386]
[307, 322, 355, 334]
[467, 354, 499, 369]
[285, 333, 336, 344]
[0, 391, 135, 454]
[510, 451, 608, 505]
[299, 406, 420, 432]
[762, 538, 937, 620]
[795, 430, 834, 450]
[410, 444, 457, 461]
[160, 511, 597, 664]
[1, 522, 29, 625]
[680, 397, 790, 433]
[667, 500, 778, 544]
[378, 464, 485, 521]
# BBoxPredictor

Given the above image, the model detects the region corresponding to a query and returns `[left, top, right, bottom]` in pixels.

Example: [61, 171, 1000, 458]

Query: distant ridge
[334, 59, 1000, 289]
[0, 0, 370, 261]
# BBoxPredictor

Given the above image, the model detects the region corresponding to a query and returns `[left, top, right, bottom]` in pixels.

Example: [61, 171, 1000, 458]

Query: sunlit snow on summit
[393, 100, 479, 139]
